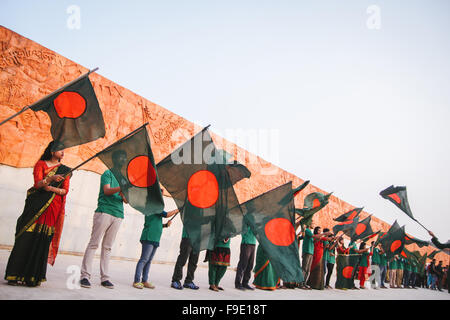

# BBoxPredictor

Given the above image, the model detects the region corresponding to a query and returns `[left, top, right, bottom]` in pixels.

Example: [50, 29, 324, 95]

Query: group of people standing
[3, 141, 449, 296]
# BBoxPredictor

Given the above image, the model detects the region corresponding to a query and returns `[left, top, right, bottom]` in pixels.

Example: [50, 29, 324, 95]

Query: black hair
[313, 226, 321, 235]
[359, 242, 366, 250]
[40, 141, 59, 161]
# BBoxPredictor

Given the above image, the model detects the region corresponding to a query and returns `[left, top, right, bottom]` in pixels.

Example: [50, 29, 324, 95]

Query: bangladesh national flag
[361, 230, 381, 243]
[404, 234, 429, 248]
[335, 254, 359, 289]
[156, 126, 249, 252]
[30, 75, 105, 151]
[332, 216, 360, 236]
[241, 182, 303, 283]
[296, 192, 331, 227]
[379, 185, 414, 219]
[378, 221, 406, 259]
[334, 207, 363, 222]
[350, 215, 374, 242]
[97, 124, 164, 215]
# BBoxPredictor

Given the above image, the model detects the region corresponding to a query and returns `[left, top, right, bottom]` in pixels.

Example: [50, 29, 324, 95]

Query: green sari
[253, 245, 280, 290]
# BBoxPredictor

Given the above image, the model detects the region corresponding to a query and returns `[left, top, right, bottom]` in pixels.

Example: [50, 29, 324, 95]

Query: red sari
[5, 160, 70, 286]
[33, 161, 70, 265]
[307, 237, 327, 289]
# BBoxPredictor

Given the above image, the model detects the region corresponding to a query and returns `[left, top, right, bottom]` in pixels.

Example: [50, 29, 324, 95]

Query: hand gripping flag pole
[0, 67, 99, 127]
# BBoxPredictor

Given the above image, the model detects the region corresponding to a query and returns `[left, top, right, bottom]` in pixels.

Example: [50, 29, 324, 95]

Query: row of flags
[1, 70, 443, 284]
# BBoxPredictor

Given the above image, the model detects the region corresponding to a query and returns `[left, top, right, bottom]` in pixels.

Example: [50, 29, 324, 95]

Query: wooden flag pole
[0, 67, 99, 127]
[413, 218, 431, 233]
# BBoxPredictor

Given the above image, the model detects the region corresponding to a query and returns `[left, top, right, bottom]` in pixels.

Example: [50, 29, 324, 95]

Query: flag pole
[0, 67, 99, 127]
[413, 218, 430, 233]
[61, 122, 148, 178]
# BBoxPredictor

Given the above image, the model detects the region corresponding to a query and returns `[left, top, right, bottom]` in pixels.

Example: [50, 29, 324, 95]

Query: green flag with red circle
[334, 207, 363, 222]
[296, 191, 331, 227]
[96, 124, 164, 216]
[335, 254, 359, 289]
[241, 182, 303, 283]
[350, 215, 374, 242]
[156, 126, 250, 252]
[378, 221, 406, 259]
[379, 185, 414, 219]
[29, 75, 105, 151]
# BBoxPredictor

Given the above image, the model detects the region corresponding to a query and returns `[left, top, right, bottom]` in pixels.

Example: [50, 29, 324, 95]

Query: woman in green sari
[4, 141, 72, 287]
[253, 245, 280, 290]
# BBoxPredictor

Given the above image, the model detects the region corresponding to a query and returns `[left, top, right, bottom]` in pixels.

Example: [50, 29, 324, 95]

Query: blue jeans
[134, 241, 158, 283]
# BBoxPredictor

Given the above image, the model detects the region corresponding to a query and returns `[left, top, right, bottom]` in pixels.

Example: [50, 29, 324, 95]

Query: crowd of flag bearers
[2, 69, 449, 295]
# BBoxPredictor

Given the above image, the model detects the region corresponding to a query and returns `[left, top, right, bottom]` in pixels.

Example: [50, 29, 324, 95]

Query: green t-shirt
[390, 259, 398, 270]
[398, 258, 404, 270]
[324, 241, 336, 264]
[404, 260, 412, 272]
[380, 253, 387, 267]
[241, 226, 256, 245]
[140, 211, 167, 245]
[302, 228, 314, 255]
[348, 242, 357, 254]
[360, 251, 370, 267]
[95, 170, 124, 219]
[372, 248, 381, 265]
[412, 264, 418, 273]
[216, 238, 231, 249]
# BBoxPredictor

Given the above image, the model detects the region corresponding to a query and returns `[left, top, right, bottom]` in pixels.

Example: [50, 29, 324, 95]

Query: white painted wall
[0, 164, 243, 268]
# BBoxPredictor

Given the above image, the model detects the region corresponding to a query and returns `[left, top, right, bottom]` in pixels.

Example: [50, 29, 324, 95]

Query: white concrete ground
[0, 249, 448, 300]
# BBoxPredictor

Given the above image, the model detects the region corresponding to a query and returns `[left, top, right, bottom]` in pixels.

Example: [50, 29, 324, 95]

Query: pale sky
[1, 0, 450, 242]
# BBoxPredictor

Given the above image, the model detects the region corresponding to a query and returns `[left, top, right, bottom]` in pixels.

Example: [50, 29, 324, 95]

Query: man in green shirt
[235, 222, 257, 290]
[133, 204, 179, 289]
[80, 150, 128, 289]
[299, 223, 331, 289]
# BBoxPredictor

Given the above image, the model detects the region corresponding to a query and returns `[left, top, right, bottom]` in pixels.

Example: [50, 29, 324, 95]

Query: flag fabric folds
[404, 234, 429, 248]
[296, 192, 331, 227]
[350, 215, 374, 243]
[379, 185, 414, 219]
[156, 126, 249, 252]
[333, 207, 363, 222]
[241, 182, 303, 283]
[332, 217, 359, 237]
[335, 254, 360, 289]
[30, 75, 105, 151]
[97, 124, 164, 216]
[378, 221, 406, 259]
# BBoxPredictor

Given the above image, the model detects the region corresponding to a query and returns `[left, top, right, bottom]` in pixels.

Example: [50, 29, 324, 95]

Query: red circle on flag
[388, 193, 402, 204]
[312, 198, 321, 208]
[127, 155, 157, 188]
[264, 218, 295, 246]
[54, 91, 86, 118]
[342, 266, 354, 279]
[347, 211, 358, 220]
[355, 223, 367, 236]
[339, 220, 354, 225]
[391, 240, 402, 253]
[401, 251, 407, 258]
[187, 170, 219, 208]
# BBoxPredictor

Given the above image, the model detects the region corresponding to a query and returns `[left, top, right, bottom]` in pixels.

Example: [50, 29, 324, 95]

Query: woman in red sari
[307, 226, 334, 290]
[5, 141, 71, 287]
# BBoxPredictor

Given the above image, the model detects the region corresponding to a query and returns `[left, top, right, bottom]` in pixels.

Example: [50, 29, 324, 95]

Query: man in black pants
[235, 223, 256, 290]
[171, 229, 200, 290]
[428, 230, 450, 293]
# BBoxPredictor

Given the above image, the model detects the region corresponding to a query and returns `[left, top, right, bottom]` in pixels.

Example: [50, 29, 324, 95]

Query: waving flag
[380, 185, 413, 218]
[378, 221, 406, 259]
[29, 72, 105, 150]
[156, 126, 250, 252]
[350, 215, 374, 242]
[296, 192, 331, 227]
[335, 254, 359, 289]
[404, 234, 429, 248]
[334, 207, 363, 222]
[332, 216, 359, 236]
[97, 124, 164, 216]
[242, 182, 303, 284]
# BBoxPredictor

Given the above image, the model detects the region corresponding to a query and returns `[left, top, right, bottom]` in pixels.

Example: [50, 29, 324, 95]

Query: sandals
[133, 282, 144, 289]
